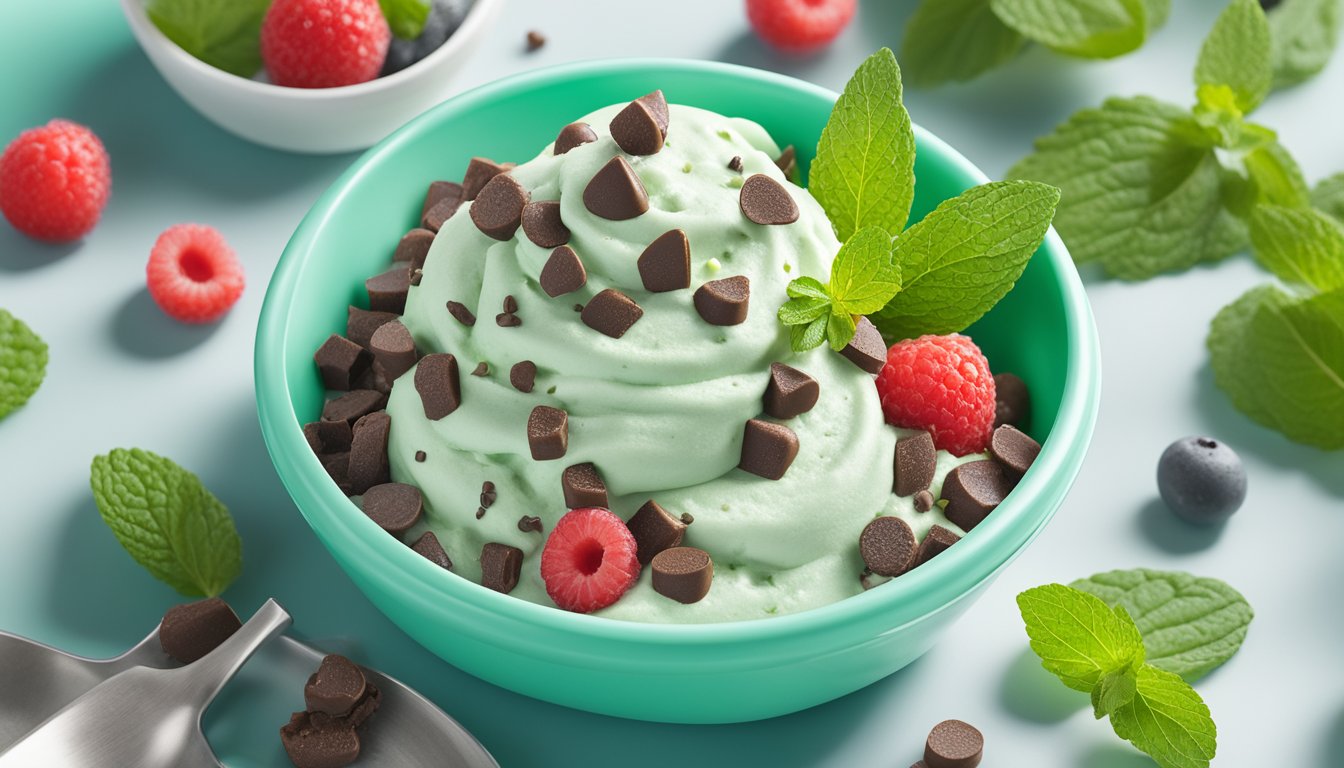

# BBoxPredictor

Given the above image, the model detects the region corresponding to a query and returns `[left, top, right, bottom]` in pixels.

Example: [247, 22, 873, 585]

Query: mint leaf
[1144, 0, 1172, 28]
[90, 448, 242, 597]
[146, 0, 270, 78]
[1092, 663, 1140, 719]
[1248, 205, 1344, 292]
[1311, 172, 1344, 224]
[829, 226, 901, 316]
[778, 297, 830, 325]
[902, 0, 1026, 86]
[1109, 665, 1217, 768]
[379, 0, 432, 40]
[810, 48, 916, 242]
[1242, 141, 1310, 208]
[1191, 84, 1277, 153]
[0, 309, 48, 421]
[787, 276, 831, 301]
[1017, 584, 1146, 693]
[826, 311, 858, 352]
[791, 316, 828, 352]
[1195, 0, 1273, 113]
[990, 0, 1149, 59]
[1009, 97, 1246, 279]
[1268, 0, 1342, 89]
[1073, 569, 1254, 681]
[873, 180, 1058, 340]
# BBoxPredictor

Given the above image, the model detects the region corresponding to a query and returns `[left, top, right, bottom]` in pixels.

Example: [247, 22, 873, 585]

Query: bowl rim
[256, 57, 1101, 646]
[118, 0, 501, 98]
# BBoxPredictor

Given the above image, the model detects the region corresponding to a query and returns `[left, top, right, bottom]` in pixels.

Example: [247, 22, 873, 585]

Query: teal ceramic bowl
[256, 59, 1101, 724]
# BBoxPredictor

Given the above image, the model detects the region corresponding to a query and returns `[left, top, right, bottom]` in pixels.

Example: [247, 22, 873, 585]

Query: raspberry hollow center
[574, 538, 604, 576]
[179, 249, 214, 283]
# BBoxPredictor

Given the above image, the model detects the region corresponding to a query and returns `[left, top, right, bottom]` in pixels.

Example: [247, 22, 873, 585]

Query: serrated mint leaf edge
[990, 0, 1149, 59]
[0, 309, 49, 420]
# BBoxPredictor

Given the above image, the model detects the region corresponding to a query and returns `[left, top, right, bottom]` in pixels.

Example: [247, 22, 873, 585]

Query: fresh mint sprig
[379, 0, 433, 40]
[147, 0, 271, 78]
[1268, 0, 1342, 89]
[778, 227, 900, 352]
[0, 309, 48, 421]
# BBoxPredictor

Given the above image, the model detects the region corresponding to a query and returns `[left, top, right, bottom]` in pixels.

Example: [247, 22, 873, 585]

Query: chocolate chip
[561, 463, 608, 508]
[581, 288, 643, 338]
[392, 228, 435, 269]
[461, 157, 509, 201]
[321, 389, 387, 426]
[764, 362, 818, 419]
[411, 531, 452, 570]
[414, 450, 426, 462]
[993, 372, 1032, 430]
[637, 229, 691, 292]
[728, 155, 743, 173]
[941, 460, 1011, 532]
[470, 173, 529, 240]
[414, 353, 461, 420]
[914, 489, 935, 513]
[839, 316, 886, 374]
[526, 29, 546, 50]
[305, 654, 366, 717]
[775, 145, 798, 182]
[409, 267, 424, 287]
[471, 362, 489, 377]
[304, 420, 353, 455]
[894, 431, 937, 497]
[651, 547, 713, 604]
[503, 295, 518, 314]
[738, 418, 799, 480]
[480, 542, 523, 593]
[518, 515, 543, 533]
[989, 424, 1040, 479]
[510, 360, 537, 393]
[421, 181, 464, 232]
[583, 156, 649, 220]
[610, 90, 668, 156]
[859, 516, 918, 577]
[446, 300, 476, 326]
[352, 362, 392, 395]
[915, 524, 961, 567]
[369, 320, 418, 381]
[540, 245, 588, 297]
[360, 483, 423, 534]
[422, 180, 460, 219]
[527, 405, 568, 460]
[346, 306, 398, 350]
[521, 201, 570, 248]
[475, 507, 486, 519]
[924, 719, 984, 768]
[554, 122, 598, 155]
[280, 710, 361, 768]
[496, 311, 522, 328]
[341, 682, 380, 730]
[681, 513, 694, 525]
[739, 173, 799, 225]
[626, 500, 687, 564]
[694, 275, 750, 326]
[480, 481, 497, 508]
[319, 452, 351, 492]
[365, 265, 411, 314]
[347, 411, 391, 495]
[159, 598, 241, 664]
[314, 334, 370, 391]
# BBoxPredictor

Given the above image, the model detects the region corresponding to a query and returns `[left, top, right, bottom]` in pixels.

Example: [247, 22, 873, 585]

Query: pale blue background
[1, 1, 1341, 765]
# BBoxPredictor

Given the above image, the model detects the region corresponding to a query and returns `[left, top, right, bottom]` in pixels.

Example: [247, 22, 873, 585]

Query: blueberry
[1156, 437, 1247, 525]
[1259, 0, 1282, 11]
[381, 0, 469, 76]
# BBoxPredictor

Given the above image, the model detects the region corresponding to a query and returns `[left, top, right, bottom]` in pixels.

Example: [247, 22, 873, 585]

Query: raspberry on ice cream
[541, 507, 641, 613]
[877, 334, 997, 457]
[0, 120, 110, 242]
[261, 0, 391, 88]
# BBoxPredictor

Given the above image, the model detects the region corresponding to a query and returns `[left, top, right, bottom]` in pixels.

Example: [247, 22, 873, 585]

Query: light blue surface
[1, 1, 1341, 765]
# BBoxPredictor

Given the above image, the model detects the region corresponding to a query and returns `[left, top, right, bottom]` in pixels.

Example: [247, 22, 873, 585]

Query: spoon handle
[176, 599, 291, 708]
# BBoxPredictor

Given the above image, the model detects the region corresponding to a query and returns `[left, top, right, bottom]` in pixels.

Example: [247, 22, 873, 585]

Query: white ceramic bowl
[119, 0, 501, 154]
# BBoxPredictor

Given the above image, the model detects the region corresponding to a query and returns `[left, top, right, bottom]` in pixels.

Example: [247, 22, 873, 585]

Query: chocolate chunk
[739, 174, 799, 225]
[471, 362, 489, 377]
[496, 310, 522, 328]
[625, 500, 687, 564]
[651, 547, 713, 604]
[581, 288, 643, 338]
[525, 29, 546, 50]
[839, 316, 886, 374]
[894, 431, 937, 497]
[304, 420, 353, 455]
[993, 372, 1032, 430]
[319, 452, 351, 492]
[637, 229, 691, 292]
[411, 531, 452, 570]
[159, 598, 241, 664]
[521, 201, 571, 248]
[352, 362, 392, 395]
[527, 405, 568, 460]
[475, 507, 487, 519]
[518, 515, 543, 533]
[414, 353, 461, 420]
[989, 424, 1040, 479]
[764, 362, 818, 419]
[728, 155, 743, 173]
[368, 320, 418, 381]
[280, 710, 361, 768]
[694, 275, 750, 326]
[347, 412, 391, 495]
[305, 654, 366, 717]
[421, 180, 459, 219]
[470, 173, 529, 240]
[480, 542, 523, 593]
[583, 156, 649, 220]
[859, 516, 918, 577]
[610, 90, 668, 156]
[365, 265, 411, 314]
[914, 489, 935, 513]
[360, 483, 423, 534]
[941, 460, 1011, 532]
[421, 181, 464, 232]
[409, 267, 424, 287]
[321, 389, 387, 426]
[738, 418, 799, 480]
[414, 450, 426, 462]
[540, 245, 588, 297]
[461, 157, 509, 201]
[509, 360, 537, 393]
[314, 334, 370, 391]
[346, 306, 398, 350]
[392, 228, 435, 269]
[924, 719, 984, 768]
[561, 463, 608, 508]
[775, 145, 798, 182]
[446, 300, 476, 326]
[341, 682, 381, 730]
[554, 122, 598, 155]
[915, 524, 961, 567]
[480, 481, 497, 508]
[912, 763, 929, 768]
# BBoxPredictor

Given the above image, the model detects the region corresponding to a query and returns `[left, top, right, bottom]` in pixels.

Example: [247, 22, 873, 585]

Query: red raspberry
[0, 120, 110, 243]
[541, 507, 641, 613]
[876, 334, 997, 457]
[146, 224, 245, 324]
[261, 0, 391, 88]
[746, 0, 857, 52]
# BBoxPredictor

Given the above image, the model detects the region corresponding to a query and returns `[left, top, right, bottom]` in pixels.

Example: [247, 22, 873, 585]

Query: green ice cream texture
[383, 100, 983, 623]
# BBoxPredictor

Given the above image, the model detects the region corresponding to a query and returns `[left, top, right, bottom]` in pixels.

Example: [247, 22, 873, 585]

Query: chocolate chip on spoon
[941, 460, 1011, 532]
[480, 542, 523, 593]
[461, 157, 509, 201]
[314, 334, 370, 391]
[410, 531, 452, 570]
[159, 598, 242, 664]
[924, 719, 984, 768]
[859, 516, 918, 577]
[470, 173, 529, 240]
[540, 245, 588, 297]
[581, 288, 643, 338]
[694, 275, 750, 326]
[521, 201, 570, 248]
[763, 362, 818, 419]
[304, 654, 366, 717]
[583, 156, 649, 220]
[280, 710, 361, 768]
[738, 418, 799, 480]
[414, 353, 461, 420]
[739, 173, 799, 225]
[368, 320, 418, 381]
[839, 316, 886, 374]
[553, 122, 598, 155]
[610, 90, 669, 156]
[360, 482, 423, 534]
[894, 431, 937, 497]
[562, 462, 608, 508]
[638, 229, 691, 292]
[527, 405, 568, 460]
[625, 499, 686, 564]
[651, 547, 713, 604]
